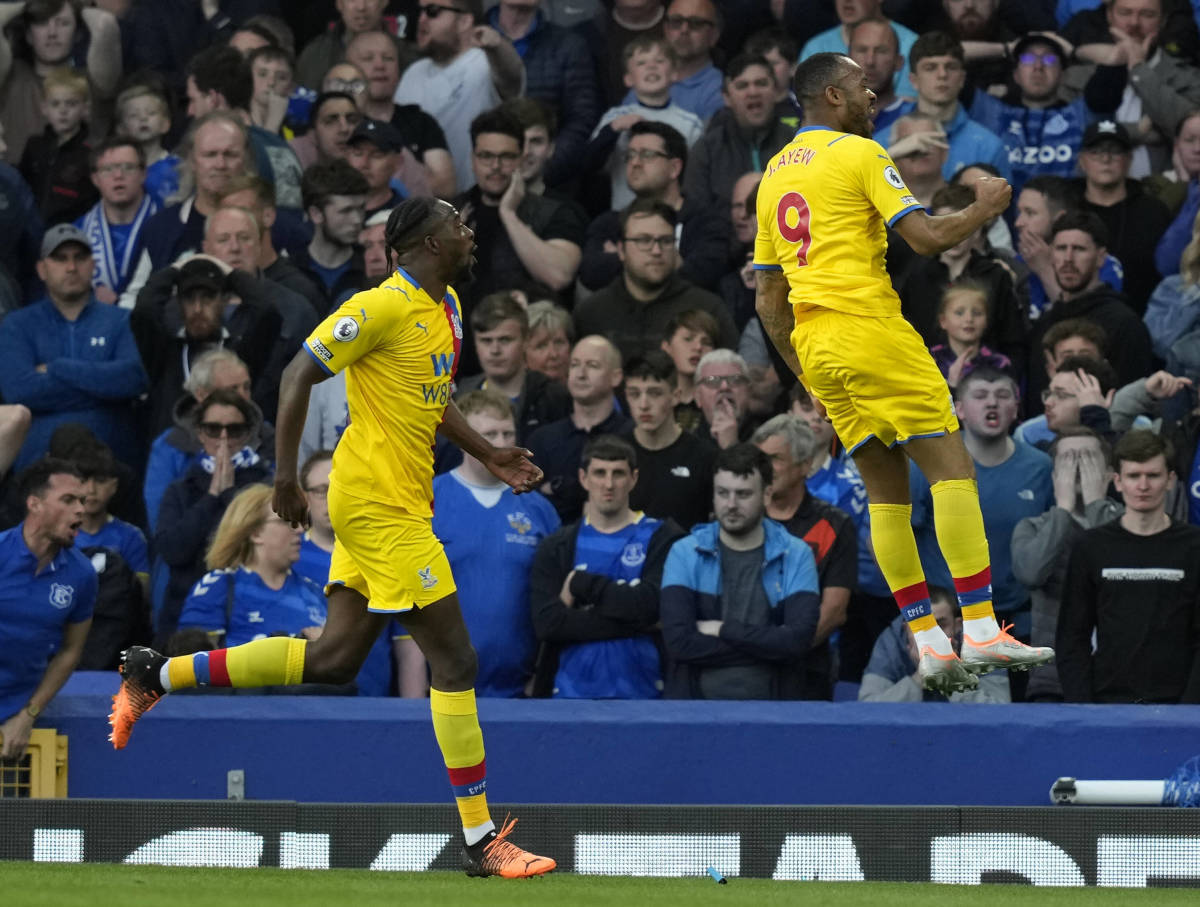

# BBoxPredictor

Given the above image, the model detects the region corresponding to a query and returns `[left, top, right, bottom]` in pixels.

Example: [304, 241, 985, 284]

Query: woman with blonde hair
[1145, 204, 1200, 363]
[176, 484, 326, 648]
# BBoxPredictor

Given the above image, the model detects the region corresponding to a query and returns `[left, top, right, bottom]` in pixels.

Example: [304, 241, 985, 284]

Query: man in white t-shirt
[394, 0, 524, 192]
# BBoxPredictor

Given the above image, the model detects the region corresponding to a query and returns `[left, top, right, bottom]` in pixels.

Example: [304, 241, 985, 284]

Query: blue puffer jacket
[659, 519, 821, 699]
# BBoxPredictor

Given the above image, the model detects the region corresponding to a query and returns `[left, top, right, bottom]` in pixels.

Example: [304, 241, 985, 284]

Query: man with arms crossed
[754, 53, 1052, 692]
[109, 197, 555, 878]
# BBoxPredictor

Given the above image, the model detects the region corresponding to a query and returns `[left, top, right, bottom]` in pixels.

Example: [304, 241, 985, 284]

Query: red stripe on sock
[208, 649, 231, 687]
[953, 567, 991, 594]
[447, 759, 487, 786]
[893, 581, 931, 608]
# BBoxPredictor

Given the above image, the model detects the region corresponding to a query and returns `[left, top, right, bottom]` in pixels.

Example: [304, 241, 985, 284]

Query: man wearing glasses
[969, 33, 1094, 191]
[573, 197, 736, 362]
[395, 0, 525, 192]
[646, 0, 724, 120]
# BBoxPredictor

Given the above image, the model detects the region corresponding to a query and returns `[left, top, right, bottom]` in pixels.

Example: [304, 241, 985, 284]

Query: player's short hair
[623, 33, 677, 66]
[697, 349, 748, 378]
[750, 414, 817, 466]
[714, 442, 773, 488]
[580, 434, 637, 472]
[302, 158, 369, 211]
[938, 279, 990, 316]
[848, 16, 899, 53]
[89, 134, 145, 171]
[954, 365, 1018, 402]
[42, 65, 89, 102]
[745, 25, 799, 63]
[184, 349, 249, 396]
[724, 52, 773, 85]
[1051, 210, 1109, 248]
[469, 107, 524, 148]
[205, 484, 274, 570]
[663, 308, 719, 346]
[499, 96, 556, 138]
[247, 44, 294, 73]
[218, 172, 277, 210]
[1041, 318, 1108, 356]
[1054, 354, 1118, 395]
[624, 349, 677, 385]
[1021, 175, 1078, 218]
[384, 196, 444, 258]
[300, 449, 334, 490]
[188, 44, 253, 111]
[792, 51, 853, 105]
[18, 456, 85, 507]
[457, 389, 515, 422]
[628, 120, 688, 170]
[1047, 425, 1111, 467]
[930, 183, 975, 213]
[1113, 428, 1174, 471]
[620, 197, 678, 236]
[527, 300, 575, 342]
[472, 291, 529, 336]
[909, 30, 964, 69]
[309, 91, 358, 128]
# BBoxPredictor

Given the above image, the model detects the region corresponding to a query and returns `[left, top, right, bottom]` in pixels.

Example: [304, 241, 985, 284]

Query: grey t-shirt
[696, 543, 776, 700]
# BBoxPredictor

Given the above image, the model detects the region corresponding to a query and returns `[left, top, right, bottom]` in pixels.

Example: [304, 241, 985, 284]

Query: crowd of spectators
[2, 0, 1200, 749]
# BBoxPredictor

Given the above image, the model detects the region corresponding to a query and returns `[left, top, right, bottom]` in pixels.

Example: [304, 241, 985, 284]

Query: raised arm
[81, 6, 122, 98]
[892, 176, 1011, 257]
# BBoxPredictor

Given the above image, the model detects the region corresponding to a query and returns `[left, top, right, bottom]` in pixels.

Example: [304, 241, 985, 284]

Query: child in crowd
[588, 35, 704, 209]
[248, 45, 296, 137]
[660, 309, 718, 435]
[930, 282, 1013, 391]
[20, 67, 97, 224]
[116, 83, 177, 207]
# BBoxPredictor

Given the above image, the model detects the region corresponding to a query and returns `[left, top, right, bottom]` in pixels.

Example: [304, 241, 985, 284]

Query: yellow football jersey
[304, 267, 463, 516]
[753, 126, 922, 318]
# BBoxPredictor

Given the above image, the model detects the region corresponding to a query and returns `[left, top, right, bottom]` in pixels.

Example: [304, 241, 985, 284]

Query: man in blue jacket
[0, 225, 148, 473]
[660, 442, 821, 699]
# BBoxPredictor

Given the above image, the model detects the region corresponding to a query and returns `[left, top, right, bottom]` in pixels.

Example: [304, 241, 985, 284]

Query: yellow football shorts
[791, 307, 958, 453]
[326, 483, 456, 614]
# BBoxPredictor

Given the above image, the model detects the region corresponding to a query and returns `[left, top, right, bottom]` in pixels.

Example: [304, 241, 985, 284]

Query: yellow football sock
[165, 637, 306, 691]
[431, 687, 491, 831]
[930, 479, 997, 623]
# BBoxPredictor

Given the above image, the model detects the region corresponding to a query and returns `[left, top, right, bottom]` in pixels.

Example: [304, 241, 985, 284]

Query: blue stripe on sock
[958, 587, 993, 607]
[451, 779, 488, 799]
[194, 652, 210, 686]
[900, 598, 932, 622]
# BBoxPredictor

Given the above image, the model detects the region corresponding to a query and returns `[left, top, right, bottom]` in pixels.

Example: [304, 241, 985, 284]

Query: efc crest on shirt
[49, 583, 74, 609]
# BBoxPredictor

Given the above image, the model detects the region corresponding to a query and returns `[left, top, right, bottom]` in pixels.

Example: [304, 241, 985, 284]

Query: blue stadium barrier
[47, 672, 1200, 806]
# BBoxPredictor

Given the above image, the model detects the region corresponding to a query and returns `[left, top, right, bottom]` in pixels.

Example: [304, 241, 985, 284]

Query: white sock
[963, 614, 1001, 642]
[159, 662, 173, 692]
[914, 624, 953, 656]
[464, 819, 495, 846]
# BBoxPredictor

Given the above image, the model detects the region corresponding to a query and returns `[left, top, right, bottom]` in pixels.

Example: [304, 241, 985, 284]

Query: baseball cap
[1081, 119, 1133, 151]
[1011, 33, 1069, 63]
[348, 118, 405, 153]
[176, 259, 226, 297]
[40, 223, 91, 259]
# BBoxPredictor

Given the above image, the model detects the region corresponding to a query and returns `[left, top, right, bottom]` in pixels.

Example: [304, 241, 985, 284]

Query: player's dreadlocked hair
[793, 51, 852, 106]
[384, 197, 443, 271]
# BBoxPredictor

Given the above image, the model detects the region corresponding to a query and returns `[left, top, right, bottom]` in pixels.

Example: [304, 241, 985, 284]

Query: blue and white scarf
[79, 194, 158, 294]
[198, 446, 261, 474]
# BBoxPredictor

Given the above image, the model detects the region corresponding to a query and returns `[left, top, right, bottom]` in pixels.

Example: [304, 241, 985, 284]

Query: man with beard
[1029, 210, 1155, 389]
[394, 0, 524, 192]
[754, 53, 1051, 695]
[112, 196, 557, 880]
[453, 108, 585, 313]
[0, 225, 147, 472]
[574, 198, 736, 360]
[0, 458, 95, 762]
[937, 0, 1022, 91]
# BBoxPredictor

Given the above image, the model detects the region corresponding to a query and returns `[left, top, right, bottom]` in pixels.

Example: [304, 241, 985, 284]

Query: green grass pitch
[4, 862, 1198, 907]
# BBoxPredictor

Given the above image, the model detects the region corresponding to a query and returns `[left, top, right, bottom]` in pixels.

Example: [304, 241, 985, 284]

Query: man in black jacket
[529, 434, 684, 697]
[1028, 210, 1156, 404]
[1058, 429, 1200, 703]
